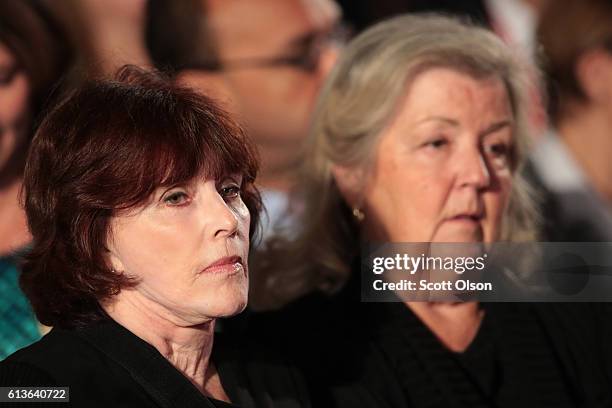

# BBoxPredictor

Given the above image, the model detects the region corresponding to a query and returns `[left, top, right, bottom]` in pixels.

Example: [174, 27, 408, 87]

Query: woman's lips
[445, 214, 482, 227]
[200, 255, 244, 275]
[450, 214, 481, 220]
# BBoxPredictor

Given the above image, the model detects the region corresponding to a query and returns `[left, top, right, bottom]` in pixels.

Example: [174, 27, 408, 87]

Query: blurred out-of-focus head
[0, 0, 71, 181]
[342, 67, 516, 244]
[40, 0, 149, 77]
[146, 0, 343, 183]
[253, 14, 539, 308]
[538, 0, 612, 124]
[311, 14, 537, 243]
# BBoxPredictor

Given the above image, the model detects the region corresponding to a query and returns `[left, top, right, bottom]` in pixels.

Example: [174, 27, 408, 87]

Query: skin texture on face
[358, 68, 514, 243]
[0, 42, 30, 176]
[204, 0, 341, 183]
[106, 175, 251, 326]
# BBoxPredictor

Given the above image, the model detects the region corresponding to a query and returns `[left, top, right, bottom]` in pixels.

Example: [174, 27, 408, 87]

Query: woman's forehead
[390, 69, 512, 125]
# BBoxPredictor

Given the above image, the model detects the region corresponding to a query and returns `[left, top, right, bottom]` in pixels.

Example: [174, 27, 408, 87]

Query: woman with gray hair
[245, 13, 612, 408]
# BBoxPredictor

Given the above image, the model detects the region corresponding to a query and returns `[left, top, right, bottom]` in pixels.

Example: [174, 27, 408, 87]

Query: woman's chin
[432, 224, 484, 243]
[210, 294, 248, 318]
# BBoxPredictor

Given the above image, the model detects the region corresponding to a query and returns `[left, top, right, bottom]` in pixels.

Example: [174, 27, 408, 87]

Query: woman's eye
[0, 65, 19, 86]
[424, 138, 448, 149]
[219, 184, 241, 200]
[486, 143, 510, 158]
[163, 191, 189, 206]
[484, 142, 513, 169]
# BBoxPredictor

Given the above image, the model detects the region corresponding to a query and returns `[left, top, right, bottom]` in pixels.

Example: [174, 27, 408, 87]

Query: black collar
[74, 319, 236, 408]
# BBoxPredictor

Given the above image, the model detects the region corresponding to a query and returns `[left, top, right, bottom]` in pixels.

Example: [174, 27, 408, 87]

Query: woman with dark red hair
[0, 67, 310, 408]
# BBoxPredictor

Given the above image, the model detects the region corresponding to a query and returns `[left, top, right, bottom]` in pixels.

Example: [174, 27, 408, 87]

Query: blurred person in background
[0, 0, 72, 360]
[245, 14, 612, 408]
[336, 0, 549, 36]
[42, 0, 150, 78]
[527, 0, 612, 241]
[146, 0, 343, 239]
[336, 0, 490, 31]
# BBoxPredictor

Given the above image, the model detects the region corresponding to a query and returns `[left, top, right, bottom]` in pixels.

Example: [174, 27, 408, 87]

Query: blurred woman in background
[248, 14, 611, 408]
[0, 0, 71, 360]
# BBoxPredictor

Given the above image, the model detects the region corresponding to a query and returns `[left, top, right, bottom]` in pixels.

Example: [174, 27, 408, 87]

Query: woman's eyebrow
[414, 116, 459, 126]
[481, 119, 513, 136]
[220, 173, 244, 183]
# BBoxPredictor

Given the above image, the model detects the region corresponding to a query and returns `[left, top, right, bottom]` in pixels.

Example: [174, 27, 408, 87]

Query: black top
[371, 302, 611, 407]
[0, 318, 310, 408]
[239, 273, 612, 408]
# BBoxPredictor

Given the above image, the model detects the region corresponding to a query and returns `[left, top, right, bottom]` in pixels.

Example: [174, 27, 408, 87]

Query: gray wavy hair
[250, 13, 540, 310]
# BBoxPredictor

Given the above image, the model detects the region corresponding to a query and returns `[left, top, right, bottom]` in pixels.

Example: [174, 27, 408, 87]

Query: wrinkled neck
[102, 291, 218, 396]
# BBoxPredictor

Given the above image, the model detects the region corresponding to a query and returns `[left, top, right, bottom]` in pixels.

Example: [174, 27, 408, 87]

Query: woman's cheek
[233, 199, 251, 227]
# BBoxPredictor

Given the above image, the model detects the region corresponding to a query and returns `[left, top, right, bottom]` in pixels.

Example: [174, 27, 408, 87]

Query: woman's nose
[458, 148, 491, 190]
[208, 195, 239, 239]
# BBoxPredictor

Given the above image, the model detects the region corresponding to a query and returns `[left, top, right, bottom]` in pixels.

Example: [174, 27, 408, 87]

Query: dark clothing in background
[524, 134, 612, 242]
[524, 163, 612, 242]
[337, 0, 490, 32]
[242, 271, 612, 408]
[0, 318, 311, 408]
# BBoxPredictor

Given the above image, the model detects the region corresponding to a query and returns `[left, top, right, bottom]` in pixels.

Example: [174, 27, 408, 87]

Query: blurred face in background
[357, 68, 514, 243]
[205, 0, 342, 172]
[0, 42, 30, 177]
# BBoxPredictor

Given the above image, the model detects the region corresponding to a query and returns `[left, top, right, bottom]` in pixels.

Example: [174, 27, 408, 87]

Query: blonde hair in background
[250, 13, 541, 310]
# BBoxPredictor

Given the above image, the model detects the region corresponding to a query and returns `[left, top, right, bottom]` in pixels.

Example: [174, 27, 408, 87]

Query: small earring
[352, 207, 365, 222]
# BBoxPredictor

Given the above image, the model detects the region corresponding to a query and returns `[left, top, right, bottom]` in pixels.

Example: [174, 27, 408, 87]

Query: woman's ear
[106, 249, 125, 274]
[104, 227, 125, 274]
[331, 164, 366, 208]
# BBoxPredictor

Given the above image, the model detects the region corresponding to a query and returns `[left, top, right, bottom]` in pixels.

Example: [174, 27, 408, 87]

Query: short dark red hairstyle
[20, 66, 261, 329]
